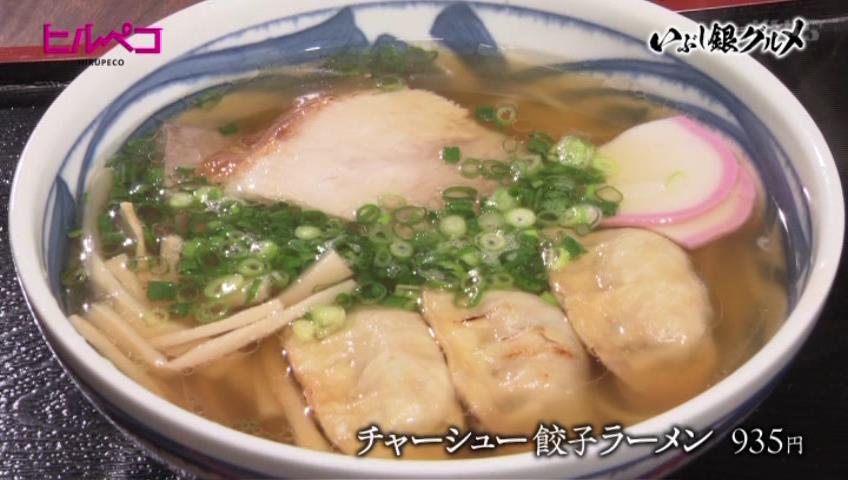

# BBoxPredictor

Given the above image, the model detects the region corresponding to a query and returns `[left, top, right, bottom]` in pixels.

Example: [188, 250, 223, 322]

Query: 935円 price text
[731, 427, 804, 455]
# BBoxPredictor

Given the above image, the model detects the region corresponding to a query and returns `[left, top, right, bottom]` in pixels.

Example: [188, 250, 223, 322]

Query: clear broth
[67, 50, 789, 457]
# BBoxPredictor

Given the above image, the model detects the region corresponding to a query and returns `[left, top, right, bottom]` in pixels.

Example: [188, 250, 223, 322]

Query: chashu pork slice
[201, 89, 508, 220]
[283, 308, 465, 457]
[548, 228, 718, 405]
[421, 290, 593, 436]
[159, 123, 231, 183]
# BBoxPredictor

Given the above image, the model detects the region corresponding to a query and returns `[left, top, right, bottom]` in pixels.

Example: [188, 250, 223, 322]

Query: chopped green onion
[488, 272, 514, 289]
[218, 122, 239, 135]
[574, 224, 592, 236]
[147, 281, 177, 301]
[269, 271, 290, 289]
[413, 229, 442, 248]
[482, 160, 510, 180]
[559, 204, 602, 228]
[592, 152, 619, 176]
[310, 304, 347, 337]
[170, 302, 192, 317]
[377, 75, 405, 92]
[62, 266, 87, 287]
[495, 105, 518, 127]
[521, 228, 540, 239]
[546, 247, 572, 271]
[203, 274, 245, 299]
[393, 222, 416, 240]
[460, 158, 482, 179]
[540, 291, 559, 306]
[246, 278, 264, 303]
[528, 131, 555, 156]
[72, 103, 616, 324]
[311, 304, 345, 324]
[194, 302, 230, 324]
[295, 225, 322, 240]
[442, 146, 461, 165]
[475, 105, 497, 123]
[543, 237, 586, 272]
[511, 153, 543, 177]
[368, 225, 394, 244]
[356, 282, 388, 304]
[439, 215, 467, 238]
[394, 284, 422, 299]
[505, 208, 536, 228]
[455, 285, 484, 308]
[374, 247, 393, 267]
[443, 186, 478, 201]
[335, 293, 354, 309]
[292, 319, 316, 341]
[502, 136, 520, 153]
[561, 235, 587, 258]
[458, 246, 482, 266]
[381, 295, 419, 310]
[485, 188, 516, 212]
[323, 43, 438, 77]
[182, 239, 201, 258]
[237, 258, 267, 277]
[393, 206, 426, 225]
[253, 240, 280, 260]
[168, 192, 194, 209]
[195, 90, 224, 110]
[594, 185, 624, 203]
[536, 210, 561, 226]
[444, 198, 475, 216]
[477, 231, 507, 251]
[553, 136, 595, 169]
[192, 186, 223, 204]
[477, 211, 504, 231]
[356, 204, 382, 224]
[302, 209, 328, 224]
[423, 269, 459, 289]
[389, 240, 414, 258]
[144, 307, 171, 326]
[379, 193, 407, 210]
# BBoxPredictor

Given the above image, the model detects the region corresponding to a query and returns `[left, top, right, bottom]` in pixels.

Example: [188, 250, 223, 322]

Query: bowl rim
[9, 0, 844, 476]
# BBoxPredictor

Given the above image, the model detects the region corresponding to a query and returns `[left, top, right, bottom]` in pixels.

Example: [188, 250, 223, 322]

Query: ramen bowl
[9, 0, 843, 477]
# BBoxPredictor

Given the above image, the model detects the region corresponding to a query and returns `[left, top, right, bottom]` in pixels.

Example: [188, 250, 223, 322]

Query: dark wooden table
[0, 1, 845, 478]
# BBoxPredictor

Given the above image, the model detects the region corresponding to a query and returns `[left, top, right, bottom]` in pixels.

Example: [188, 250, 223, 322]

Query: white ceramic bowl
[10, 0, 844, 477]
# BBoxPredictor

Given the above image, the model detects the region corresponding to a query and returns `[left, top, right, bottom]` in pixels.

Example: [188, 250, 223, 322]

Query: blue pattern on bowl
[432, 3, 505, 66]
[46, 178, 77, 297]
[39, 1, 814, 474]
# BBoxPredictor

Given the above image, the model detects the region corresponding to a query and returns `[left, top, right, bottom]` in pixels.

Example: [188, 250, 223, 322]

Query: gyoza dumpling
[421, 290, 593, 435]
[548, 228, 718, 405]
[283, 308, 464, 457]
